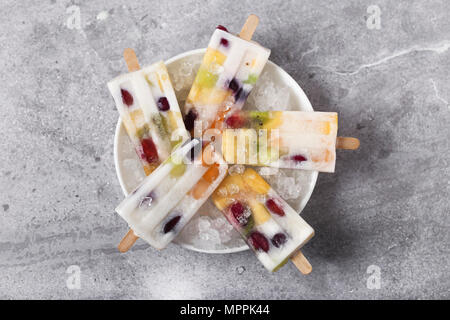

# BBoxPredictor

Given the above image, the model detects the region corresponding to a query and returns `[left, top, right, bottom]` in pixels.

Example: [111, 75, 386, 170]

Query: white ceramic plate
[114, 49, 318, 254]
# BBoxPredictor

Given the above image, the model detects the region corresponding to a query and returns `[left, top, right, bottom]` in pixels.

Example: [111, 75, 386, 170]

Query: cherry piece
[235, 87, 248, 101]
[141, 138, 159, 163]
[291, 154, 307, 163]
[266, 198, 285, 216]
[220, 38, 229, 47]
[121, 89, 133, 106]
[157, 97, 170, 111]
[184, 108, 198, 131]
[271, 233, 287, 248]
[225, 113, 245, 128]
[248, 232, 269, 252]
[230, 202, 250, 226]
[163, 216, 181, 233]
[228, 78, 240, 93]
[216, 25, 228, 32]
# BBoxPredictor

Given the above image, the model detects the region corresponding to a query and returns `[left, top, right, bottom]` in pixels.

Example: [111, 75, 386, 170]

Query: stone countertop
[0, 0, 449, 299]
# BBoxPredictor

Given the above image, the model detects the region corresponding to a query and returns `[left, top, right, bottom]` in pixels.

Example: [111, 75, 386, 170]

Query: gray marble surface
[0, 0, 449, 299]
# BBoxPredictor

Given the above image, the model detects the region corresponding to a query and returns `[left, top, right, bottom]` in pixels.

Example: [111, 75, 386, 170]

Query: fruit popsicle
[183, 19, 270, 133]
[116, 139, 228, 249]
[108, 61, 189, 175]
[212, 168, 314, 272]
[221, 111, 339, 172]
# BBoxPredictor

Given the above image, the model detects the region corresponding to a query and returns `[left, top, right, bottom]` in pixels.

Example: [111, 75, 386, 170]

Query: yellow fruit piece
[320, 121, 331, 135]
[143, 165, 157, 176]
[202, 165, 220, 183]
[249, 200, 271, 225]
[222, 174, 245, 193]
[191, 179, 210, 200]
[212, 193, 232, 211]
[129, 109, 145, 125]
[243, 168, 270, 194]
[262, 111, 283, 129]
[194, 87, 228, 105]
[203, 48, 226, 66]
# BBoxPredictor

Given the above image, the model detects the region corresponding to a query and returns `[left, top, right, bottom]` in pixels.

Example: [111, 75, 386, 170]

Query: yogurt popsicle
[212, 168, 314, 272]
[116, 139, 228, 249]
[221, 111, 339, 172]
[183, 16, 270, 133]
[108, 60, 189, 175]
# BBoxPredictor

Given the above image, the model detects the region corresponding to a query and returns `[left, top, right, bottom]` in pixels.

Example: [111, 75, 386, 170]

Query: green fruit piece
[249, 111, 269, 128]
[144, 75, 153, 87]
[196, 68, 218, 88]
[243, 74, 258, 85]
[152, 114, 169, 139]
[241, 216, 255, 237]
[170, 161, 186, 177]
[136, 124, 149, 139]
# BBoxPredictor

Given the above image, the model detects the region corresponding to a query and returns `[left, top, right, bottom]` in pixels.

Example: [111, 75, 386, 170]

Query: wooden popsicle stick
[290, 251, 313, 275]
[118, 48, 142, 253]
[239, 14, 259, 41]
[123, 48, 141, 72]
[118, 230, 139, 253]
[336, 137, 360, 150]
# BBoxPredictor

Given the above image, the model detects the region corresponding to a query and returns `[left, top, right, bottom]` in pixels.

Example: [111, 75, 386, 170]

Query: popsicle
[212, 168, 314, 272]
[116, 139, 228, 249]
[221, 110, 359, 172]
[183, 15, 270, 133]
[108, 55, 189, 175]
[111, 49, 191, 252]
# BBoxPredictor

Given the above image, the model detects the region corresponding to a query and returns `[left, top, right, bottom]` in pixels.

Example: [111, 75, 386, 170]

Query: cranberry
[163, 216, 181, 233]
[248, 232, 269, 252]
[225, 113, 245, 128]
[157, 97, 170, 111]
[228, 78, 240, 93]
[216, 25, 228, 32]
[230, 202, 250, 226]
[184, 108, 198, 131]
[235, 87, 248, 101]
[266, 198, 285, 216]
[291, 154, 307, 163]
[271, 233, 287, 248]
[141, 138, 159, 163]
[121, 89, 133, 106]
[220, 38, 229, 47]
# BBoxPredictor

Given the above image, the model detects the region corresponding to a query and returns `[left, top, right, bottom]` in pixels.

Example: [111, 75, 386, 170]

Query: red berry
[216, 25, 228, 32]
[230, 202, 249, 226]
[163, 216, 181, 233]
[248, 232, 269, 252]
[141, 138, 159, 163]
[271, 233, 287, 248]
[121, 89, 133, 106]
[225, 113, 245, 128]
[228, 78, 240, 93]
[157, 97, 170, 111]
[184, 108, 198, 131]
[220, 38, 229, 47]
[266, 198, 285, 216]
[291, 154, 307, 163]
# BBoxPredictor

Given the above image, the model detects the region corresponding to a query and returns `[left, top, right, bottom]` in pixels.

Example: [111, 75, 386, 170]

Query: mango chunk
[243, 168, 270, 194]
